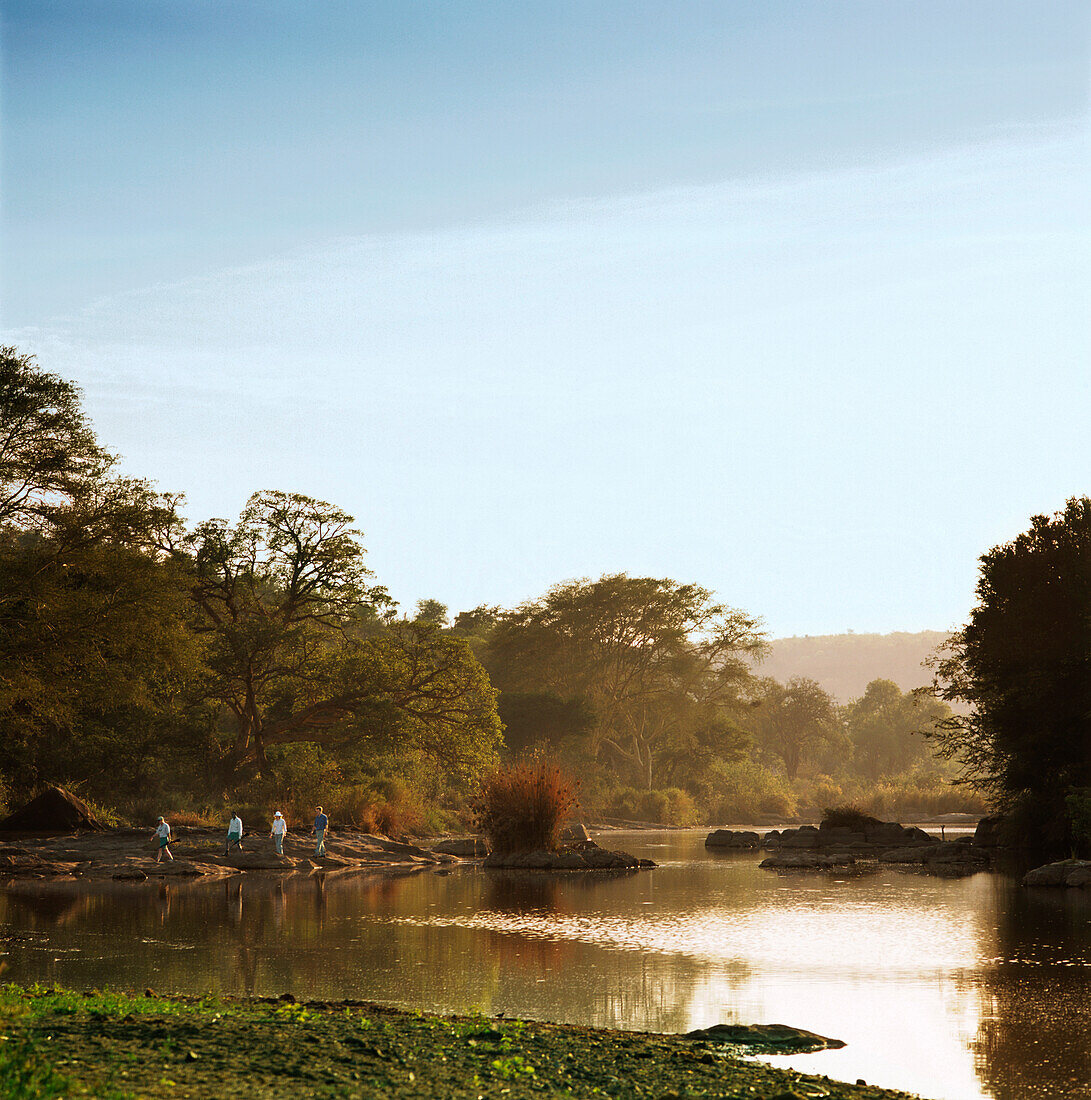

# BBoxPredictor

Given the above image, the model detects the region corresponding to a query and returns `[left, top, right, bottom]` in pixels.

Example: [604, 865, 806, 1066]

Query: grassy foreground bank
[0, 985, 923, 1100]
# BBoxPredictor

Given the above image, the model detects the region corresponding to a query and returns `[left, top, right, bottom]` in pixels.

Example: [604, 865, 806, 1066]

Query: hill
[757, 630, 949, 703]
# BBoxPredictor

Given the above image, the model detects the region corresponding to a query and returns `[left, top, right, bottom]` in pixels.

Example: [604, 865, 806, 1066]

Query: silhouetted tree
[931, 497, 1091, 851]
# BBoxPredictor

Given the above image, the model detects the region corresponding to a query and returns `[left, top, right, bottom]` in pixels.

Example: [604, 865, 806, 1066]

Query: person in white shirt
[152, 817, 174, 862]
[270, 811, 287, 855]
[224, 812, 243, 855]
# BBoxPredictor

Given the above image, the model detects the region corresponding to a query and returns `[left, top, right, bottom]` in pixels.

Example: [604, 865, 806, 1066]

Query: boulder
[558, 822, 591, 844]
[432, 837, 488, 858]
[0, 787, 105, 833]
[973, 814, 1007, 847]
[1022, 859, 1091, 887]
[683, 1023, 845, 1054]
[705, 829, 761, 849]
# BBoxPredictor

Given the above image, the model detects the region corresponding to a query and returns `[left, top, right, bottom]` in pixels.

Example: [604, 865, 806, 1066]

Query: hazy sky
[2, 1, 1088, 636]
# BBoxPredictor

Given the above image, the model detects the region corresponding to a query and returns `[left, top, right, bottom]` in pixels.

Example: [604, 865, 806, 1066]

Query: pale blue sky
[2, 2, 1089, 635]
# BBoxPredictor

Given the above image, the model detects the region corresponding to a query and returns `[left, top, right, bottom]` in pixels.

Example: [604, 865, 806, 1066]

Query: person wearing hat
[270, 810, 288, 855]
[152, 817, 174, 862]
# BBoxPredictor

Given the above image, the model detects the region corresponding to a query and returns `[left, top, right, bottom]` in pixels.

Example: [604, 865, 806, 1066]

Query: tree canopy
[485, 574, 766, 788]
[931, 498, 1091, 850]
[749, 676, 840, 780]
[844, 678, 948, 781]
[185, 491, 500, 781]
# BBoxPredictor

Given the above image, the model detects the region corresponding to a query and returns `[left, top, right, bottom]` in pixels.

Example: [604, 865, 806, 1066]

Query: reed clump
[473, 758, 579, 856]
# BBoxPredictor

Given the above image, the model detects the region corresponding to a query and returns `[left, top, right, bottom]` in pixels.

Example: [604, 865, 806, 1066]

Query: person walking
[312, 806, 329, 856]
[152, 817, 174, 862]
[224, 812, 244, 855]
[270, 810, 287, 855]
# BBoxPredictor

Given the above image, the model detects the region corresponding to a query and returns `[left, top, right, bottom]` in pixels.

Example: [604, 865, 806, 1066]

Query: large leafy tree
[931, 498, 1091, 850]
[0, 346, 109, 525]
[749, 676, 841, 780]
[844, 678, 949, 781]
[187, 491, 500, 780]
[485, 574, 766, 789]
[0, 350, 202, 794]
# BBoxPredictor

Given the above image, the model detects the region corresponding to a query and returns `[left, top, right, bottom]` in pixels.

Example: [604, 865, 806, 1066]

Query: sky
[2, 1, 1089, 637]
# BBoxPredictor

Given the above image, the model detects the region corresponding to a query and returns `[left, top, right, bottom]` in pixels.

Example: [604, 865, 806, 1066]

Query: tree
[414, 599, 449, 627]
[750, 676, 840, 780]
[930, 498, 1091, 850]
[0, 346, 110, 526]
[496, 692, 596, 759]
[0, 351, 203, 796]
[187, 491, 500, 780]
[844, 679, 950, 781]
[485, 574, 766, 789]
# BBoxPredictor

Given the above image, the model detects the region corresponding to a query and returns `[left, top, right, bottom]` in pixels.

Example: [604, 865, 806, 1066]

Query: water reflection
[1, 831, 1089, 1099]
[973, 884, 1091, 1099]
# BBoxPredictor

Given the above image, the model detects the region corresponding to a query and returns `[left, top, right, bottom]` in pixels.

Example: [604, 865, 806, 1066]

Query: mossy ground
[0, 985, 923, 1099]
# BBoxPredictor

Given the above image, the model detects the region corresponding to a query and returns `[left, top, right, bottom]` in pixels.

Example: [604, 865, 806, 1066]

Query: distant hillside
[757, 631, 949, 703]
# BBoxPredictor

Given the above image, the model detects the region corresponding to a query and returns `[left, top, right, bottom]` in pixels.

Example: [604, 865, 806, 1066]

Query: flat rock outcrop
[760, 851, 861, 871]
[761, 837, 990, 876]
[484, 839, 654, 871]
[0, 787, 105, 833]
[705, 829, 761, 849]
[1022, 859, 1091, 887]
[764, 819, 936, 851]
[0, 825, 453, 882]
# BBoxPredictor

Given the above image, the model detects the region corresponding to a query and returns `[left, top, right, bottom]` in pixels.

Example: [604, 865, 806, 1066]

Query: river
[1, 829, 1088, 1099]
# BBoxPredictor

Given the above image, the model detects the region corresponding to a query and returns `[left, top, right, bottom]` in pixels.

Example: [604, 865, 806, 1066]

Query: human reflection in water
[224, 879, 244, 926]
[973, 884, 1091, 1099]
[274, 879, 285, 934]
[313, 873, 326, 927]
[155, 883, 171, 925]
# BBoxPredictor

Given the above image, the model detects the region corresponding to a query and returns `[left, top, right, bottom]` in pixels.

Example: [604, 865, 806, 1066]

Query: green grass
[0, 983, 925, 1099]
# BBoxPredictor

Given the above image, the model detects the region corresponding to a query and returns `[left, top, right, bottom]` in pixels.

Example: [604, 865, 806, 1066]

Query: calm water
[2, 829, 1089, 1099]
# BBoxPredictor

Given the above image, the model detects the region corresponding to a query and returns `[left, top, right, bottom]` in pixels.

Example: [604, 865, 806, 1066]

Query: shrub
[704, 759, 796, 823]
[821, 803, 885, 831]
[473, 758, 579, 855]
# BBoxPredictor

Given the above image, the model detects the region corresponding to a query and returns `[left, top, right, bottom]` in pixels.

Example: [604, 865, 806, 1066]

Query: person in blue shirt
[312, 806, 329, 856]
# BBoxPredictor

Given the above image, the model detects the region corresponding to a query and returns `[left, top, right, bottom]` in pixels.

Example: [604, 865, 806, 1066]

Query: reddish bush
[473, 759, 579, 855]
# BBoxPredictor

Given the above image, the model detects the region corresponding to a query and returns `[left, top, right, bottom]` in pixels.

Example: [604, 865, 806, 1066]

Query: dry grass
[473, 759, 579, 855]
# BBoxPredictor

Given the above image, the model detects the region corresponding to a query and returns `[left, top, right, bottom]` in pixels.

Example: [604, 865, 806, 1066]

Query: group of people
[151, 807, 331, 862]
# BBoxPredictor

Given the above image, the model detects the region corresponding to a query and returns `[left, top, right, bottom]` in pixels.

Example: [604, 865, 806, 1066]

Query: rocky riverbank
[0, 984, 925, 1099]
[0, 826, 459, 882]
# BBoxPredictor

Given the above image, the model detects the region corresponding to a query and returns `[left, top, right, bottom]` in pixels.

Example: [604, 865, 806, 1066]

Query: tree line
[4, 348, 1082, 851]
[0, 348, 500, 822]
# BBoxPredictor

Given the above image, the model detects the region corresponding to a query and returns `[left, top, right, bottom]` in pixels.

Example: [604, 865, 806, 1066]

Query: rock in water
[705, 830, 761, 848]
[0, 787, 105, 833]
[683, 1023, 846, 1053]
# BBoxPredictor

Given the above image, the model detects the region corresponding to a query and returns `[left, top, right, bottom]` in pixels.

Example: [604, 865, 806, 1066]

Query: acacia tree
[750, 676, 840, 780]
[187, 491, 500, 780]
[485, 574, 766, 789]
[930, 497, 1091, 850]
